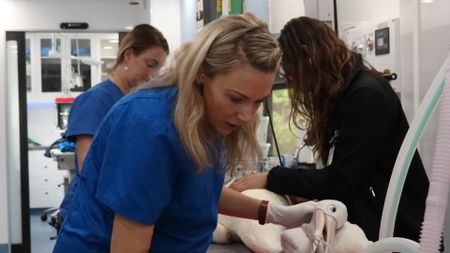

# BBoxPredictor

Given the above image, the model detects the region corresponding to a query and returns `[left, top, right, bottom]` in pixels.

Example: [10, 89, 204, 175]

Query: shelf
[27, 100, 55, 106]
[28, 146, 48, 151]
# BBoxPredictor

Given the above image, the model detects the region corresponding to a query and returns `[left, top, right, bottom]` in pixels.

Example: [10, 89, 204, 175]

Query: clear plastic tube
[379, 56, 449, 239]
[419, 54, 450, 253]
[361, 237, 419, 253]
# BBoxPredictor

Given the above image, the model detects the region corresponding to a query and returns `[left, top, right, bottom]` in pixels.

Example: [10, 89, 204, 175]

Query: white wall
[337, 0, 399, 27]
[179, 0, 197, 43]
[150, 0, 181, 53]
[0, 1, 11, 246]
[0, 3, 9, 245]
[269, 0, 305, 34]
[401, 0, 450, 246]
[1, 0, 144, 32]
[0, 0, 147, 245]
[138, 0, 152, 24]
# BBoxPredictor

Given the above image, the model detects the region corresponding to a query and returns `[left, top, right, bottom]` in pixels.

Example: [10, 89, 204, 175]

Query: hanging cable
[264, 100, 283, 167]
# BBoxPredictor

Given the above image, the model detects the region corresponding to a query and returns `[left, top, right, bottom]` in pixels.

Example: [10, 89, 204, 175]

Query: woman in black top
[230, 16, 429, 243]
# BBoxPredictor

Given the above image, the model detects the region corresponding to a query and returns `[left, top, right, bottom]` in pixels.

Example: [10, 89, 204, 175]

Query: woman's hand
[229, 172, 268, 192]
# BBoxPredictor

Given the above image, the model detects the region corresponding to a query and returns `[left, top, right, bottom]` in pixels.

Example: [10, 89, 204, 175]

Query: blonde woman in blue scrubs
[53, 13, 310, 253]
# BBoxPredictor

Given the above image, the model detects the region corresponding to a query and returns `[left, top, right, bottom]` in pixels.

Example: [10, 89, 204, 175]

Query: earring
[124, 66, 128, 71]
[194, 82, 203, 94]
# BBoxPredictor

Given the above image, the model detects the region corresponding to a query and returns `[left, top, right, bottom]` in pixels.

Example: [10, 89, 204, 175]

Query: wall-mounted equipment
[55, 97, 74, 131]
[60, 22, 89, 30]
[366, 38, 374, 51]
[375, 27, 390, 55]
[342, 18, 400, 92]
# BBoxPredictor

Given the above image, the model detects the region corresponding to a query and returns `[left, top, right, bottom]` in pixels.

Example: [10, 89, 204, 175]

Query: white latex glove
[266, 201, 317, 228]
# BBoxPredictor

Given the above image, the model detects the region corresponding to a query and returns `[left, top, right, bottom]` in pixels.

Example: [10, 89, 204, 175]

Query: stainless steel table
[207, 243, 252, 253]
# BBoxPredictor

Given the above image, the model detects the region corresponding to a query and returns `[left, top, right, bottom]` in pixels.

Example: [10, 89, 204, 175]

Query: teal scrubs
[53, 87, 225, 253]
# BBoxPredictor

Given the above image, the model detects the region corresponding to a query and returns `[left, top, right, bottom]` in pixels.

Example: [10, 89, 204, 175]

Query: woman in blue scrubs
[53, 13, 312, 253]
[66, 24, 169, 173]
[59, 25, 169, 219]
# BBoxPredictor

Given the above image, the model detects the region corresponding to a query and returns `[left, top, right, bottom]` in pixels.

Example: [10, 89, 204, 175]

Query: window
[70, 39, 91, 91]
[40, 38, 62, 92]
[100, 39, 119, 81]
[26, 39, 31, 92]
[269, 86, 300, 155]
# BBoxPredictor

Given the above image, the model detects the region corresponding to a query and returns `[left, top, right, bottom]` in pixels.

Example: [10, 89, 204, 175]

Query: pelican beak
[324, 213, 337, 253]
[280, 200, 348, 253]
[311, 208, 339, 253]
[311, 209, 326, 253]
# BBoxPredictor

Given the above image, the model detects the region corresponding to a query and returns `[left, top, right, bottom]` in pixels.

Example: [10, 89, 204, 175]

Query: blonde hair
[144, 13, 280, 172]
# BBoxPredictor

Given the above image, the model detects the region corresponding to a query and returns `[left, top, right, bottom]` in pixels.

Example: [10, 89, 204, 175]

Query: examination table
[207, 243, 252, 252]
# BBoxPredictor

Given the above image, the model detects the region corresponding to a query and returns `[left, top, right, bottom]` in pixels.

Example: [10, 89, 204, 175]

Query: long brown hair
[278, 16, 354, 162]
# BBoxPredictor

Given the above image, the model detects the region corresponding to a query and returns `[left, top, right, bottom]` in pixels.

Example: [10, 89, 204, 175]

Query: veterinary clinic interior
[1, 0, 450, 252]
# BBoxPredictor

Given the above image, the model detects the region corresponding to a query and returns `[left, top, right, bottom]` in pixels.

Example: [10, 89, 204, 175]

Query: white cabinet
[25, 32, 118, 102]
[25, 32, 118, 208]
[28, 149, 68, 209]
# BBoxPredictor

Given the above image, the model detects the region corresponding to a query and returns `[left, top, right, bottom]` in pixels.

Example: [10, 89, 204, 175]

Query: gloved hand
[266, 201, 317, 228]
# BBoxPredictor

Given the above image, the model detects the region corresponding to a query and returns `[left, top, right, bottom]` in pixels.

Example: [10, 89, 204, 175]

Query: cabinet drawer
[29, 175, 66, 190]
[28, 152, 57, 175]
[28, 151, 70, 177]
[29, 187, 65, 209]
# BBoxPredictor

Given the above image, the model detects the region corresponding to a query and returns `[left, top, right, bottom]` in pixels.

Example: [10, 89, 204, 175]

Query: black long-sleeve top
[267, 67, 429, 242]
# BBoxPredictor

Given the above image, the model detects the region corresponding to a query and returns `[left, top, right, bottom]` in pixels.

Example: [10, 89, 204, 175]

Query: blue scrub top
[53, 87, 225, 253]
[60, 79, 124, 218]
[65, 79, 124, 172]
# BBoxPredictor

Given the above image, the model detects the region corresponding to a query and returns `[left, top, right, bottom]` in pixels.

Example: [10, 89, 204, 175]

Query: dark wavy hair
[278, 16, 355, 162]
